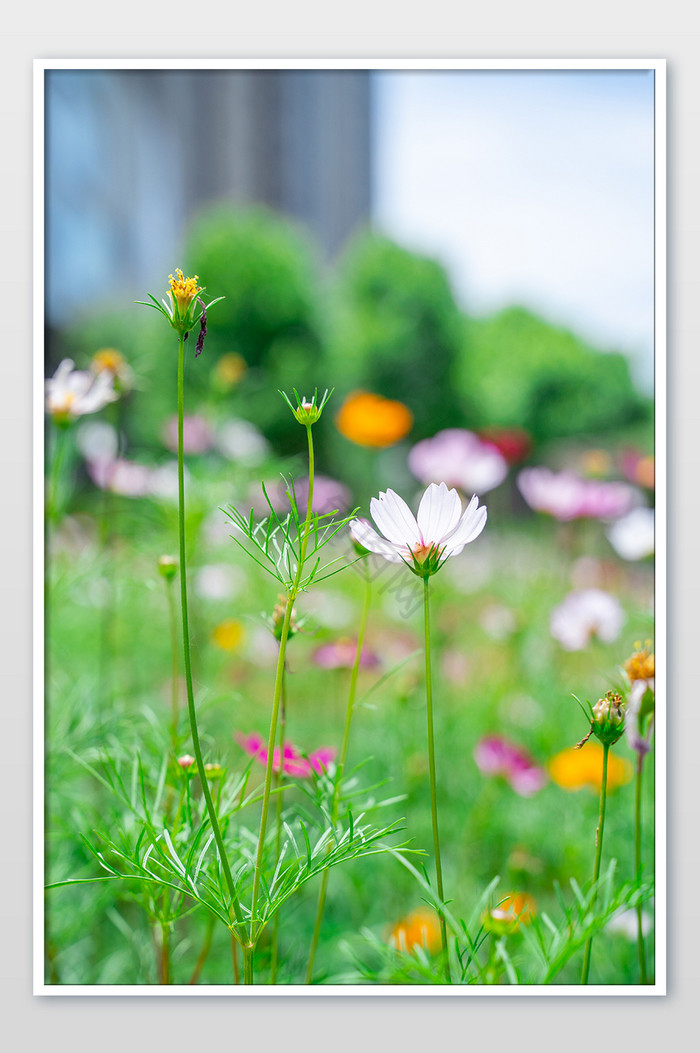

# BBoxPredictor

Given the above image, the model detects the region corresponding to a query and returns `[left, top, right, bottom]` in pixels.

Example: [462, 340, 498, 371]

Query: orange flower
[548, 741, 633, 792]
[624, 643, 655, 683]
[484, 891, 537, 934]
[212, 619, 245, 652]
[335, 391, 413, 448]
[387, 907, 441, 954]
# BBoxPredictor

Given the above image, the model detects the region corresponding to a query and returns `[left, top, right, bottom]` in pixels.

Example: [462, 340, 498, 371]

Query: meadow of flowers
[43, 256, 656, 989]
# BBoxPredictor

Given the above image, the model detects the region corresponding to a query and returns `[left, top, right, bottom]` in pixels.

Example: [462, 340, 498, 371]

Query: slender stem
[159, 918, 170, 984]
[423, 576, 451, 983]
[47, 422, 68, 523]
[165, 576, 180, 752]
[249, 423, 316, 969]
[243, 945, 254, 986]
[305, 560, 372, 983]
[581, 741, 610, 984]
[231, 931, 240, 985]
[635, 753, 648, 983]
[269, 665, 287, 985]
[188, 916, 215, 984]
[176, 333, 244, 930]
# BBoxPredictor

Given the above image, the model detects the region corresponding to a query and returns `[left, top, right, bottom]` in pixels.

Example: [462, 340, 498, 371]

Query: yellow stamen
[168, 268, 202, 313]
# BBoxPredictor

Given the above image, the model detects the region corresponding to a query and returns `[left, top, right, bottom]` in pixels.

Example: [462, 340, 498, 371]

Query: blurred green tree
[327, 233, 466, 438]
[458, 307, 651, 445]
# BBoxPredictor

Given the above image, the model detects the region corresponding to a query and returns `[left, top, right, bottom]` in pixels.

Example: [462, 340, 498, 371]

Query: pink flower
[517, 466, 638, 522]
[235, 732, 335, 778]
[163, 414, 214, 454]
[87, 457, 153, 497]
[312, 638, 381, 670]
[549, 588, 625, 651]
[408, 429, 508, 495]
[474, 736, 547, 796]
[245, 475, 351, 518]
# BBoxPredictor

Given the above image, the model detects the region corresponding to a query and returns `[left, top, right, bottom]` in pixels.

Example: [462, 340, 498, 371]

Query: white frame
[34, 57, 666, 996]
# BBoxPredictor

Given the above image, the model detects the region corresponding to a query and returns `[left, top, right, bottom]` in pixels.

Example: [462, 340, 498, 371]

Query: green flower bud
[158, 555, 178, 581]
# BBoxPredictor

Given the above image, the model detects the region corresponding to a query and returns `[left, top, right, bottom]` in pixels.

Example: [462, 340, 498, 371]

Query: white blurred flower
[550, 588, 625, 651]
[46, 359, 118, 422]
[216, 419, 270, 466]
[608, 907, 653, 940]
[88, 458, 152, 497]
[350, 482, 487, 577]
[479, 603, 516, 640]
[194, 564, 246, 601]
[148, 462, 182, 501]
[607, 507, 655, 561]
[76, 420, 119, 463]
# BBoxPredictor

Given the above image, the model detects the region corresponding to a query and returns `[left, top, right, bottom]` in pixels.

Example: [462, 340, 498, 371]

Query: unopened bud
[591, 691, 625, 746]
[177, 754, 196, 770]
[158, 555, 178, 581]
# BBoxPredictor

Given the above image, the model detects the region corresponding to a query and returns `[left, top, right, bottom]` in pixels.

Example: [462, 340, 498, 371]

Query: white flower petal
[349, 518, 404, 563]
[442, 496, 488, 554]
[416, 482, 462, 543]
[370, 489, 421, 547]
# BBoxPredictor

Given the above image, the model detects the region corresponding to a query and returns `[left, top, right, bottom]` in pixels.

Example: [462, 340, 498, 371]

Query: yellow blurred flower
[484, 891, 537, 934]
[213, 353, 247, 390]
[624, 643, 655, 683]
[581, 449, 613, 478]
[387, 907, 441, 954]
[91, 348, 124, 375]
[548, 742, 633, 792]
[212, 619, 245, 652]
[335, 390, 413, 448]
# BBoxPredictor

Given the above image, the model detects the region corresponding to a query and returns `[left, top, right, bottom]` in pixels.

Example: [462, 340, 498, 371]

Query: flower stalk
[581, 741, 610, 984]
[175, 332, 245, 936]
[423, 576, 451, 982]
[634, 753, 648, 984]
[248, 419, 316, 974]
[305, 558, 373, 983]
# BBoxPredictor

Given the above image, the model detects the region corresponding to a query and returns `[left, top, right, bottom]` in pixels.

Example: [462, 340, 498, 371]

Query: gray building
[45, 68, 373, 328]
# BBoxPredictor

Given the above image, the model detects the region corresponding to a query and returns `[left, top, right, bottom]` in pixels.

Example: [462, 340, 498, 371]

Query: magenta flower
[163, 414, 214, 454]
[312, 638, 381, 670]
[408, 429, 508, 495]
[517, 466, 638, 522]
[474, 736, 547, 796]
[235, 732, 335, 778]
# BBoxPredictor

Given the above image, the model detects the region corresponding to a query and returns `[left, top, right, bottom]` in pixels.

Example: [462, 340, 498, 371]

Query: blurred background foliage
[53, 201, 652, 502]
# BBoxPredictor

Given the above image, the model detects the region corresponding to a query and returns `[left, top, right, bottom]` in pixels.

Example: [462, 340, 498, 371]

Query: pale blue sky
[373, 70, 655, 390]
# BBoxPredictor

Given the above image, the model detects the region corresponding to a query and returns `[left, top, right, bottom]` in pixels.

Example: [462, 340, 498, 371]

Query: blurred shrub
[458, 307, 651, 445]
[326, 233, 465, 438]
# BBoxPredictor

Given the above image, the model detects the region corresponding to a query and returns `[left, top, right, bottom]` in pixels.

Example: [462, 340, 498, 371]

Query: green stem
[159, 918, 170, 984]
[243, 945, 254, 985]
[165, 577, 180, 753]
[305, 559, 372, 984]
[423, 576, 451, 983]
[269, 665, 287, 985]
[248, 423, 316, 971]
[176, 333, 244, 932]
[231, 931, 240, 985]
[188, 916, 215, 984]
[635, 753, 648, 984]
[581, 741, 610, 984]
[47, 422, 69, 523]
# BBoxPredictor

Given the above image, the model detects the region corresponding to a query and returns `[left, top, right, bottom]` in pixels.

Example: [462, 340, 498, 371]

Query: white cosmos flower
[350, 481, 487, 577]
[46, 359, 118, 422]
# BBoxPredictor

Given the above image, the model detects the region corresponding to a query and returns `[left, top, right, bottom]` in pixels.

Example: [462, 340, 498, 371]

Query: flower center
[412, 541, 441, 563]
[168, 269, 201, 312]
